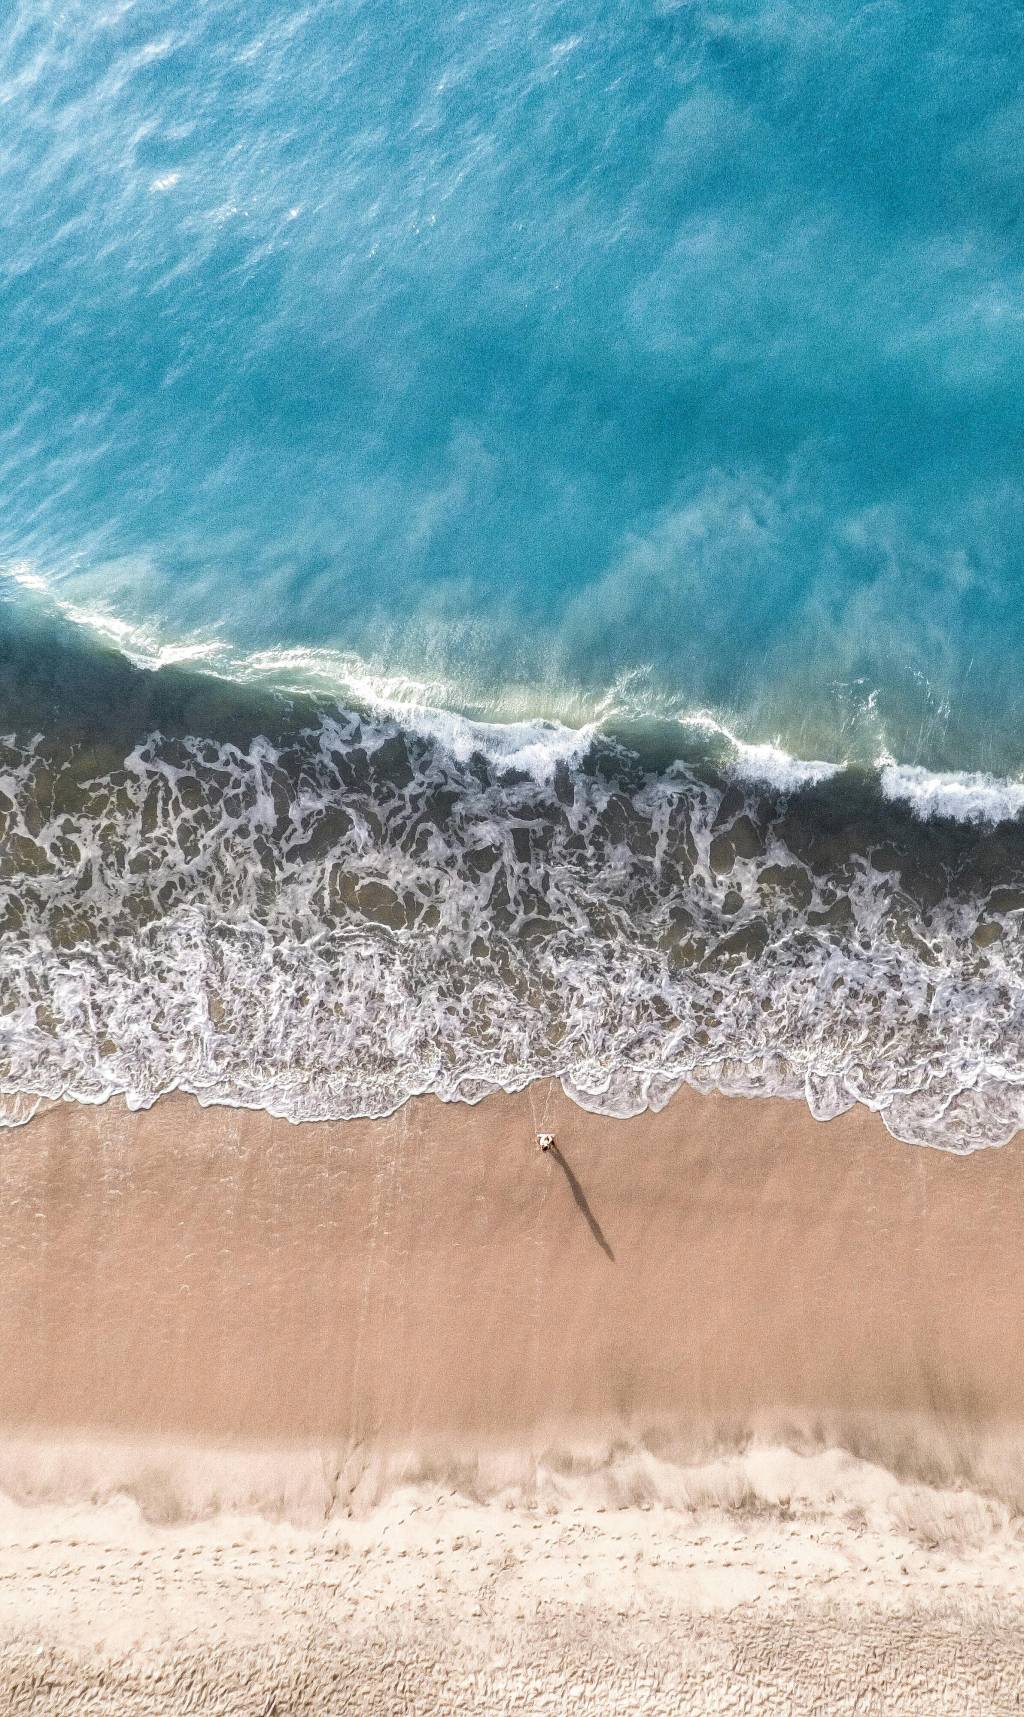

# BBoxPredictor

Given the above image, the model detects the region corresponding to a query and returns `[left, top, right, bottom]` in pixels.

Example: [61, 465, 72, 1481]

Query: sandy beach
[2, 1084, 1024, 1711]
[2, 1083, 1022, 1458]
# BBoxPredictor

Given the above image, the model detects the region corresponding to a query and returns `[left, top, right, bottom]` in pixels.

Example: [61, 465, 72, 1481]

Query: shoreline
[2, 1082, 1023, 1461]
[8, 681, 1024, 1153]
[4, 1084, 1024, 1710]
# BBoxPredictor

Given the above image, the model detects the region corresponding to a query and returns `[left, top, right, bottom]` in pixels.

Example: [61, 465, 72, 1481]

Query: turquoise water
[3, 1, 1024, 1149]
[3, 0, 1024, 766]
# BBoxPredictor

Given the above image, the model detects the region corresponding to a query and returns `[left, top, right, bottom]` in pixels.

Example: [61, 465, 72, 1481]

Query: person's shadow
[548, 1144, 615, 1262]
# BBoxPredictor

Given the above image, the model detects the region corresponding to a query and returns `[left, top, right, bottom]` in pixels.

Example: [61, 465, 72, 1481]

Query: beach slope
[1, 1084, 1023, 1711]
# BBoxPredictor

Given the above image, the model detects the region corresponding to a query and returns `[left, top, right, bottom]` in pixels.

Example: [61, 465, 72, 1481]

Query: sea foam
[2, 692, 1024, 1153]
[879, 762, 1024, 826]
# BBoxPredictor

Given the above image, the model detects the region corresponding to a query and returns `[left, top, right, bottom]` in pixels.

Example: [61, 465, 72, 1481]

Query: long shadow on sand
[549, 1145, 615, 1262]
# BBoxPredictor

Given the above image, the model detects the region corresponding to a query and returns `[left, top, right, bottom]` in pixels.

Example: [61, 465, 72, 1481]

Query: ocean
[2, 0, 1024, 1148]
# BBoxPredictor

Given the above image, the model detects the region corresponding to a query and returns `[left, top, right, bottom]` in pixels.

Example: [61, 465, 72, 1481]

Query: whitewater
[2, 588, 1024, 1151]
[3, 0, 1024, 1148]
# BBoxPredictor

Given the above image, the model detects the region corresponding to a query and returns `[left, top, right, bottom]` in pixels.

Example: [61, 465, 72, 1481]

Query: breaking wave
[4, 624, 1024, 1152]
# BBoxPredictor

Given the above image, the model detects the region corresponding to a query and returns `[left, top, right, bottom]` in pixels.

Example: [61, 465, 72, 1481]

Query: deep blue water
[4, 1, 1024, 1150]
[3, 0, 1024, 768]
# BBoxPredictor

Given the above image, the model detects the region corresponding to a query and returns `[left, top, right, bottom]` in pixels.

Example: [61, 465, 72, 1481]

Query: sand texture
[1, 1083, 1024, 1710]
[3, 1456, 1024, 1715]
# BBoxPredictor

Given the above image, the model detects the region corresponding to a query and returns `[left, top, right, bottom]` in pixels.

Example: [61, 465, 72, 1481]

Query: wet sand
[2, 1083, 1024, 1711]
[0, 1082, 1021, 1455]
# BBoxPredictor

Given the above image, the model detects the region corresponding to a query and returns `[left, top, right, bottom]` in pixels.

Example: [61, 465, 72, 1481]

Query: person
[537, 1133, 555, 1152]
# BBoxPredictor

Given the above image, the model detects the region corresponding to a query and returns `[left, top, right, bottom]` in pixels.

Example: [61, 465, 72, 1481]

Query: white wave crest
[677, 712, 841, 791]
[880, 762, 1024, 825]
[11, 560, 1024, 820]
[730, 739, 839, 792]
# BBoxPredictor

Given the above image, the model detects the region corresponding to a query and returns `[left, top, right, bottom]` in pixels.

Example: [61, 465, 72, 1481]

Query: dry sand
[1, 1082, 1024, 1711]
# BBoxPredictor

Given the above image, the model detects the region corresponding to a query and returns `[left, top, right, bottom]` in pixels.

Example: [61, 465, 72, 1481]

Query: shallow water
[2, 610, 1024, 1148]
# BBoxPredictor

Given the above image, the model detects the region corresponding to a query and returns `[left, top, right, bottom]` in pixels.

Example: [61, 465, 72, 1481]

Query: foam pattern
[4, 701, 1024, 1150]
